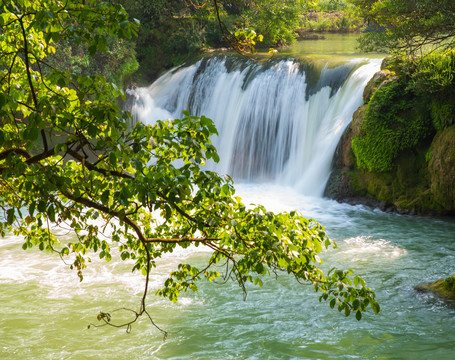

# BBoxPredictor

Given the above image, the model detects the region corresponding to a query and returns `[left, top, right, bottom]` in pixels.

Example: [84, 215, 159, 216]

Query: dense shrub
[352, 81, 433, 172]
[406, 50, 455, 96]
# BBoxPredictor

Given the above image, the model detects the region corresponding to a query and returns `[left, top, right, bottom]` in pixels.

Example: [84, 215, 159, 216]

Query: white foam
[339, 235, 407, 261]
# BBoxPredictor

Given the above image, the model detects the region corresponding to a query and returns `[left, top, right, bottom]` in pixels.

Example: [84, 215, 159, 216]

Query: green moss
[352, 80, 434, 172]
[443, 276, 455, 292]
[350, 142, 447, 213]
[416, 276, 455, 303]
[352, 51, 454, 173]
[428, 125, 455, 211]
[431, 96, 455, 131]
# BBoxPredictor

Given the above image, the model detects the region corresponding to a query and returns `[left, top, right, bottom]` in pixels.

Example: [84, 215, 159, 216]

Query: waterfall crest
[131, 55, 381, 197]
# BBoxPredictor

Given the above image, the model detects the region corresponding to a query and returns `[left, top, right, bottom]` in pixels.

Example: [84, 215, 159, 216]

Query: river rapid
[1, 34, 455, 359]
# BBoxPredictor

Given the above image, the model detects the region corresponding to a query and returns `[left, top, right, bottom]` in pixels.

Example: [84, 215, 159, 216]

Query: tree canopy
[352, 0, 455, 54]
[0, 0, 379, 334]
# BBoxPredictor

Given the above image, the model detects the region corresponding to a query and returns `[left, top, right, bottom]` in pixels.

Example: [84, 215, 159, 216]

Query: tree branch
[0, 148, 32, 161]
[18, 15, 48, 152]
[143, 237, 220, 243]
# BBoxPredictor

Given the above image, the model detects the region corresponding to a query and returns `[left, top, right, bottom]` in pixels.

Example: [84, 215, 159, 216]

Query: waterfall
[131, 55, 381, 197]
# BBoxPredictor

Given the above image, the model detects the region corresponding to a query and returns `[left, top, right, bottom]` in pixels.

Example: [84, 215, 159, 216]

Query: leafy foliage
[386, 50, 455, 131]
[46, 37, 138, 87]
[394, 50, 455, 131]
[314, 0, 349, 12]
[0, 0, 379, 334]
[352, 0, 455, 54]
[301, 0, 363, 33]
[386, 50, 455, 96]
[116, 0, 205, 81]
[241, 0, 306, 46]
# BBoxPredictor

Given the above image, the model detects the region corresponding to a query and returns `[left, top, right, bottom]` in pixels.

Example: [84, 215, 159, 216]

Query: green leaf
[371, 301, 380, 314]
[88, 44, 97, 56]
[100, 190, 110, 204]
[48, 204, 56, 222]
[55, 143, 68, 154]
[0, 93, 6, 108]
[109, 152, 117, 167]
[88, 124, 98, 137]
[352, 299, 360, 310]
[37, 201, 47, 213]
[255, 262, 264, 274]
[24, 128, 39, 141]
[7, 209, 15, 225]
[356, 310, 362, 321]
[29, 201, 36, 217]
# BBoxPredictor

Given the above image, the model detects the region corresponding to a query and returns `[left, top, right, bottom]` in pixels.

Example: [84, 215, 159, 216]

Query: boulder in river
[415, 275, 455, 306]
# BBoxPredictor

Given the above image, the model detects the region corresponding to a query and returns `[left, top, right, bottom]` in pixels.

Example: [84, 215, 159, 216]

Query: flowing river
[1, 35, 455, 359]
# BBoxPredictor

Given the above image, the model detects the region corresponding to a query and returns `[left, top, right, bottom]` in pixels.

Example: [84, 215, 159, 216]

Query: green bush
[408, 50, 455, 95]
[315, 0, 349, 11]
[352, 81, 433, 172]
[301, 10, 363, 33]
[431, 99, 455, 131]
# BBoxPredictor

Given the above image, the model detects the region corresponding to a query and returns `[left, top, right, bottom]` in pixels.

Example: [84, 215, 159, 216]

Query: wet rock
[415, 276, 455, 306]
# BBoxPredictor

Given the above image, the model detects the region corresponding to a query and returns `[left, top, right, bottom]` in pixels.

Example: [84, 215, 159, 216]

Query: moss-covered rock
[362, 69, 397, 104]
[326, 54, 455, 215]
[428, 125, 455, 211]
[349, 143, 442, 213]
[415, 276, 455, 305]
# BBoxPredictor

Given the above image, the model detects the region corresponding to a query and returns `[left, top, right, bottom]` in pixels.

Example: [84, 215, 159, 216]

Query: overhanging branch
[144, 237, 220, 243]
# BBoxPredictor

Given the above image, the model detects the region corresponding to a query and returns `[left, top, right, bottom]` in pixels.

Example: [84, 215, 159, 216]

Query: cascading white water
[131, 55, 381, 196]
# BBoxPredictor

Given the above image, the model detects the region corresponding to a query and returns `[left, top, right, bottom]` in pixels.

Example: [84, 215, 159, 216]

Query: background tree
[237, 0, 307, 47]
[351, 0, 455, 54]
[116, 0, 206, 82]
[0, 0, 379, 334]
